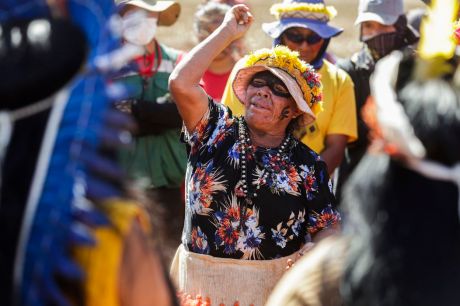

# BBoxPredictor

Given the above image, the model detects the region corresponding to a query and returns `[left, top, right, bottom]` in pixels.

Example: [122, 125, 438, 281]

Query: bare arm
[320, 134, 348, 175]
[169, 5, 253, 132]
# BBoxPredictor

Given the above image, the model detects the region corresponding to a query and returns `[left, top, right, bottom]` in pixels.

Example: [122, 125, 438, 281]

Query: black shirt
[182, 100, 340, 260]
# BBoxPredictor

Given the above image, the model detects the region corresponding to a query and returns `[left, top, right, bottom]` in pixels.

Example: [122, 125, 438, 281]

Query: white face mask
[121, 10, 158, 46]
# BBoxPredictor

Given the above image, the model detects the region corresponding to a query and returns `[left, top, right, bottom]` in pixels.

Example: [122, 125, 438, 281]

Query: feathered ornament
[367, 0, 460, 219]
[0, 1, 145, 306]
[415, 0, 459, 80]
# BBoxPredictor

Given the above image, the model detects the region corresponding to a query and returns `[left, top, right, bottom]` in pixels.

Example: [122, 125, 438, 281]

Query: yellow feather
[418, 0, 458, 60]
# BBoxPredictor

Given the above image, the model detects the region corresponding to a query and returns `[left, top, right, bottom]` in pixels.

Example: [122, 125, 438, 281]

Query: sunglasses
[283, 31, 323, 45]
[249, 72, 291, 98]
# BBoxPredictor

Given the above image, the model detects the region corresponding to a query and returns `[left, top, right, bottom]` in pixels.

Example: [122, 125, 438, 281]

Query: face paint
[249, 71, 291, 98]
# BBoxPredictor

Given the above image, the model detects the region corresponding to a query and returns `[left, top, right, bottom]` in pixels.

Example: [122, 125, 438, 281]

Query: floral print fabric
[182, 99, 340, 260]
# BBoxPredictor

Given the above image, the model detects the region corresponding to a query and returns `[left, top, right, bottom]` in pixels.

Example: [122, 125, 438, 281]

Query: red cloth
[199, 69, 232, 102]
[134, 52, 157, 78]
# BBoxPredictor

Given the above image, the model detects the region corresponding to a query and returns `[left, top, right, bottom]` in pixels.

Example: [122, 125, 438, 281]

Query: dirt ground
[157, 0, 426, 59]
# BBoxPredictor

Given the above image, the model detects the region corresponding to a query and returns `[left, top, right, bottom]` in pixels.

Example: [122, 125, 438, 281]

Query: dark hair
[341, 55, 460, 306]
[287, 116, 304, 138]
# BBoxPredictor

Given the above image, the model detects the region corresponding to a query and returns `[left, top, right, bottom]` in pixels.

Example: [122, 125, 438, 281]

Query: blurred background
[157, 0, 426, 59]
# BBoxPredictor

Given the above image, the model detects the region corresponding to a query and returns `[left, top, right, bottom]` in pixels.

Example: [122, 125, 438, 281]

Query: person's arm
[320, 134, 348, 175]
[320, 68, 358, 175]
[169, 5, 253, 132]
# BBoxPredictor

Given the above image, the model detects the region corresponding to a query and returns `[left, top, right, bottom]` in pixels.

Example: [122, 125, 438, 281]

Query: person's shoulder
[336, 56, 355, 74]
[322, 60, 353, 85]
[158, 43, 184, 60]
[350, 49, 375, 72]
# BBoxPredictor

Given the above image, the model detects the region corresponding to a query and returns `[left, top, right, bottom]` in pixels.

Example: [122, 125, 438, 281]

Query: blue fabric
[0, 1, 49, 22]
[295, 0, 325, 3]
[275, 0, 327, 6]
[68, 0, 119, 62]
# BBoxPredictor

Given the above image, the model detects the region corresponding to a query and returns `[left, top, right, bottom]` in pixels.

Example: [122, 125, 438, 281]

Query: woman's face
[243, 71, 301, 134]
[280, 27, 324, 64]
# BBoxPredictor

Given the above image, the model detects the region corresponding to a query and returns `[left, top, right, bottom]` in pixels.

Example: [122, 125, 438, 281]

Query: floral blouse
[182, 99, 340, 260]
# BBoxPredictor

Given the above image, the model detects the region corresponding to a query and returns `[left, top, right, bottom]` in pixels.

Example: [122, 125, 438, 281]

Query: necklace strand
[237, 117, 291, 201]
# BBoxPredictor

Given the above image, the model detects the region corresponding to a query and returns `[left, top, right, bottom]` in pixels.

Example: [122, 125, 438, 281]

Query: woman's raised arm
[169, 4, 253, 132]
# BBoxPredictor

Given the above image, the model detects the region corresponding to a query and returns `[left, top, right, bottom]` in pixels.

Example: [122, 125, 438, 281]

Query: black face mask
[364, 31, 407, 61]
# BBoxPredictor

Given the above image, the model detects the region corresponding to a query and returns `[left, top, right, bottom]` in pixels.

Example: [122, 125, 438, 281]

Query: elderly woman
[169, 5, 339, 306]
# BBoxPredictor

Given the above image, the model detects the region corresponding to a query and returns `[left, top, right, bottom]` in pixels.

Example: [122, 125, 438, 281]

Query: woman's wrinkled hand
[221, 4, 254, 41]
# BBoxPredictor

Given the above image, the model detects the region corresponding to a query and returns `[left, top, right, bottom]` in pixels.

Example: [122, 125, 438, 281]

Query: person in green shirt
[114, 0, 186, 263]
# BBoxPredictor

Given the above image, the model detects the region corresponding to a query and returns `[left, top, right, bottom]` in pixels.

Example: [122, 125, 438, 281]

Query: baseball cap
[355, 0, 404, 26]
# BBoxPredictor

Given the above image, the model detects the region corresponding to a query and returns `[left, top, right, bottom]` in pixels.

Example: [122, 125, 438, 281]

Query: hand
[221, 4, 254, 41]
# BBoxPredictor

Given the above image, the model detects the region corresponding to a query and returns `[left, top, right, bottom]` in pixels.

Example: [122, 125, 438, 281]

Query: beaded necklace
[237, 117, 292, 205]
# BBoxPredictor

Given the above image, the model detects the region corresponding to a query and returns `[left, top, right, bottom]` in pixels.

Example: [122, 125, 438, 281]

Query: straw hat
[116, 0, 181, 26]
[232, 46, 323, 127]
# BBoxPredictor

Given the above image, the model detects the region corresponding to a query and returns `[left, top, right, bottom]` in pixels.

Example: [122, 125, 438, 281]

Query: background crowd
[2, 0, 460, 305]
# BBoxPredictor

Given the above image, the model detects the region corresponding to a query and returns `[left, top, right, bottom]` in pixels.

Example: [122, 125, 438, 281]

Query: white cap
[355, 0, 404, 26]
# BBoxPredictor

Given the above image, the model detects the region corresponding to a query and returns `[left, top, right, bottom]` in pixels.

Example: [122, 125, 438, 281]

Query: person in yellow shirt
[222, 0, 357, 176]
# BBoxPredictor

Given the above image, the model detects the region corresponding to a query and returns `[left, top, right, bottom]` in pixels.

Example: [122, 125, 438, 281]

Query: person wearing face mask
[334, 0, 419, 203]
[113, 0, 186, 265]
[221, 0, 358, 179]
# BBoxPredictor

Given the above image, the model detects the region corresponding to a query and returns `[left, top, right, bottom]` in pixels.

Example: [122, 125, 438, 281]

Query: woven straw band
[270, 3, 337, 22]
[170, 244, 300, 306]
[280, 11, 329, 22]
